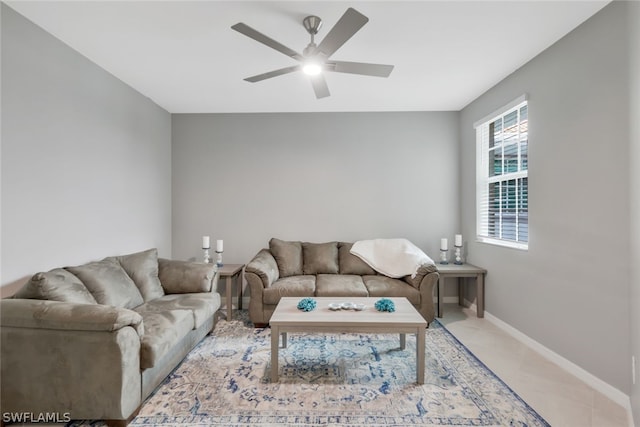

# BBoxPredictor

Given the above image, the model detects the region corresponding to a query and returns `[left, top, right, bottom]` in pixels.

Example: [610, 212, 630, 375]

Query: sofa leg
[253, 323, 268, 328]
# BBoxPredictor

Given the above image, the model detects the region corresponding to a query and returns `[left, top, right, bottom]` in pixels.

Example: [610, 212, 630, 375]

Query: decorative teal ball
[297, 298, 317, 312]
[374, 298, 396, 312]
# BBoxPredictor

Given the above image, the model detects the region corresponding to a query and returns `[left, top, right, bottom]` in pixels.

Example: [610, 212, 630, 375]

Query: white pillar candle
[202, 236, 210, 249]
[455, 234, 462, 247]
[216, 239, 224, 252]
[440, 238, 448, 251]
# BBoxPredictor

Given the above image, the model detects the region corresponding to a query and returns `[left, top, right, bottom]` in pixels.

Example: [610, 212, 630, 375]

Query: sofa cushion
[302, 242, 339, 274]
[338, 242, 376, 275]
[13, 269, 97, 305]
[66, 258, 144, 309]
[263, 275, 316, 305]
[269, 238, 303, 277]
[137, 309, 194, 369]
[114, 248, 165, 302]
[135, 292, 220, 329]
[315, 274, 368, 297]
[362, 275, 421, 305]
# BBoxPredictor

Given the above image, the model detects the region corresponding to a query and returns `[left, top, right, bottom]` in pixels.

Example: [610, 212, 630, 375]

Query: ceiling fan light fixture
[302, 61, 322, 76]
[232, 8, 393, 99]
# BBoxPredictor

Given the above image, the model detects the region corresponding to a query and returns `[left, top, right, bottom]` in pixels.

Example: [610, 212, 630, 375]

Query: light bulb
[302, 62, 322, 76]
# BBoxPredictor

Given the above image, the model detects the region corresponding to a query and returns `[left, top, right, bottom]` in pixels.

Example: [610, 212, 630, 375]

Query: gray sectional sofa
[245, 238, 439, 327]
[0, 248, 220, 425]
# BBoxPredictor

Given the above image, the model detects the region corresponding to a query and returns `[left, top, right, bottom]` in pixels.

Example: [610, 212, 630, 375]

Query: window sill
[477, 237, 528, 251]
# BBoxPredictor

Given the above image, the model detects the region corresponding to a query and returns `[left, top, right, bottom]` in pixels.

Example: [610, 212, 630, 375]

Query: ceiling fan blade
[316, 8, 368, 58]
[244, 65, 301, 83]
[310, 74, 330, 99]
[328, 61, 394, 77]
[232, 23, 303, 61]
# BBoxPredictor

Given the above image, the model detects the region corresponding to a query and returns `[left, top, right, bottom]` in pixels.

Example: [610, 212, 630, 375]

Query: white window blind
[475, 96, 528, 250]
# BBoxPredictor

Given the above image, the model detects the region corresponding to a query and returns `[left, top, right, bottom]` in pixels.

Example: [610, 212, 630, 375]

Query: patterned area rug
[125, 311, 548, 427]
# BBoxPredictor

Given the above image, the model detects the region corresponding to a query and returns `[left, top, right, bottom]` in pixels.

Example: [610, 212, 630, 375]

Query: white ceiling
[5, 1, 610, 113]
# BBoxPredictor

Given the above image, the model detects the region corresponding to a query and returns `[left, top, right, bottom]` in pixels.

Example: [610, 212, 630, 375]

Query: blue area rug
[128, 311, 549, 426]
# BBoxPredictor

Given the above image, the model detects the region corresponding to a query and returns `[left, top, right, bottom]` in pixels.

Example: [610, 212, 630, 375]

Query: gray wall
[460, 2, 631, 393]
[629, 0, 640, 421]
[171, 112, 460, 281]
[0, 5, 172, 293]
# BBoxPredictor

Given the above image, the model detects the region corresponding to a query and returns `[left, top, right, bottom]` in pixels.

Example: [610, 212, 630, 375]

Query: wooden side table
[217, 263, 244, 320]
[436, 263, 487, 318]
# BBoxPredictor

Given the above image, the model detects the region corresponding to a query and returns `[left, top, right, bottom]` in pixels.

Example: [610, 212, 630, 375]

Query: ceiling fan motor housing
[303, 15, 322, 35]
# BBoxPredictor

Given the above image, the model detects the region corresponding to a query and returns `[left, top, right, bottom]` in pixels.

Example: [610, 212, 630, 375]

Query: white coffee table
[269, 297, 427, 384]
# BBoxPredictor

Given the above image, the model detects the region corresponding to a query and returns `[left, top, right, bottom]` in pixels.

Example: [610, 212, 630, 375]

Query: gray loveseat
[245, 239, 438, 327]
[0, 248, 220, 425]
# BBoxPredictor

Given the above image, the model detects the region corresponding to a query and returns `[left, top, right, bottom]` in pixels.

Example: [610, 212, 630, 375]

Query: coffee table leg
[400, 333, 406, 350]
[271, 326, 279, 382]
[416, 327, 425, 384]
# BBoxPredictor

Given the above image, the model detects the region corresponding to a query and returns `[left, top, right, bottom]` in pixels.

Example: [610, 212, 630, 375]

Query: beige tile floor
[438, 303, 631, 427]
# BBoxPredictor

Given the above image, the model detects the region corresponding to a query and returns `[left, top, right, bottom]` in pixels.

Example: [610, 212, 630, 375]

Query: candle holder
[439, 249, 449, 265]
[454, 245, 463, 265]
[215, 250, 224, 267]
[203, 248, 211, 264]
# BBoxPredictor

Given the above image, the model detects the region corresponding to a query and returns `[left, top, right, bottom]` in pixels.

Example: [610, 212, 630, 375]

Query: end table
[217, 263, 245, 320]
[436, 263, 487, 318]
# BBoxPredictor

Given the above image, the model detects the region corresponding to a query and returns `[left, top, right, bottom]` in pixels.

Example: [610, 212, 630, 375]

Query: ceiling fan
[231, 8, 394, 99]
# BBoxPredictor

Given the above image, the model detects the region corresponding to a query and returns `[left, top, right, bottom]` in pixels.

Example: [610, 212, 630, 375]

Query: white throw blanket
[350, 238, 434, 279]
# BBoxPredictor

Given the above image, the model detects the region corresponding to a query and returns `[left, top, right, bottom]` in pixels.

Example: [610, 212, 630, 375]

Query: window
[475, 95, 528, 249]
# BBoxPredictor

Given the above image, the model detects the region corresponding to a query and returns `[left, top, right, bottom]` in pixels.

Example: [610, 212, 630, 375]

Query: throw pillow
[338, 242, 377, 275]
[14, 268, 97, 304]
[66, 258, 144, 309]
[303, 242, 339, 274]
[114, 248, 165, 302]
[269, 238, 303, 277]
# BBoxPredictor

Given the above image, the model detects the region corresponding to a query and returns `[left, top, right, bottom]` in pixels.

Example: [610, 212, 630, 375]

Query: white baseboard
[463, 299, 634, 427]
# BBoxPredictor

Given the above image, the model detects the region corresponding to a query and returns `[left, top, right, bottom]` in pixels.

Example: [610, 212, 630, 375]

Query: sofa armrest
[245, 249, 279, 288]
[409, 266, 438, 323]
[1, 299, 144, 336]
[158, 258, 218, 294]
[403, 263, 439, 289]
[1, 300, 142, 420]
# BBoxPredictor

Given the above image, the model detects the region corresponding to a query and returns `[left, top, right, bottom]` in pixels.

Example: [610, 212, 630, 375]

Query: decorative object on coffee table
[297, 298, 317, 312]
[374, 298, 395, 312]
